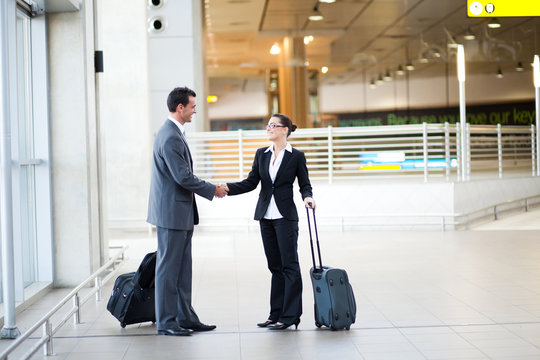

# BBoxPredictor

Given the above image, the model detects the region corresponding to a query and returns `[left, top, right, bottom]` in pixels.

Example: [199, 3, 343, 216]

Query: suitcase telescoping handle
[306, 204, 323, 272]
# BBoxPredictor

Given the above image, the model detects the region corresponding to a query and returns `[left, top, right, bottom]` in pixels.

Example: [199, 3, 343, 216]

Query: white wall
[208, 79, 268, 119]
[148, 0, 207, 134]
[48, 3, 102, 286]
[321, 70, 534, 113]
[101, 0, 152, 229]
[208, 70, 535, 120]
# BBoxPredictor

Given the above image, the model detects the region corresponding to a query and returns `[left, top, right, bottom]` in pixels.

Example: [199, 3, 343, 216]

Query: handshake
[214, 183, 229, 198]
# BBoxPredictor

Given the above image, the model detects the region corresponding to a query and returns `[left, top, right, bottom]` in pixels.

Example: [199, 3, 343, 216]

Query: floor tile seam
[447, 321, 495, 360]
[501, 323, 540, 352]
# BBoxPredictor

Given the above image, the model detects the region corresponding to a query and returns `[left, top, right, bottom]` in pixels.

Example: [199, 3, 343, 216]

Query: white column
[148, 0, 208, 134]
[457, 45, 467, 182]
[0, 0, 20, 338]
[101, 0, 152, 230]
[48, 1, 103, 286]
[534, 55, 540, 176]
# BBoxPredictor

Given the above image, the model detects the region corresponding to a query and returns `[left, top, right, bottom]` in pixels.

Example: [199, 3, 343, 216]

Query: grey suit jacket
[147, 119, 215, 230]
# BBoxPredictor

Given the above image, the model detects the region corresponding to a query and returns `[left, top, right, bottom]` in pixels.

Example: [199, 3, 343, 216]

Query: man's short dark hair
[167, 86, 196, 112]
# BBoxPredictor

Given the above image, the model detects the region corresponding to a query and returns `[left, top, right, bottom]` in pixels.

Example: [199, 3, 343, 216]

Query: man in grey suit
[147, 86, 228, 336]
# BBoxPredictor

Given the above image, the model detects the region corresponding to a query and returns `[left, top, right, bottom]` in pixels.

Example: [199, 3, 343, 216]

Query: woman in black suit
[226, 113, 315, 330]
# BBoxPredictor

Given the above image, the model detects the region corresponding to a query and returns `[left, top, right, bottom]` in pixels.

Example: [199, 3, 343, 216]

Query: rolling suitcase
[107, 252, 157, 328]
[306, 207, 356, 330]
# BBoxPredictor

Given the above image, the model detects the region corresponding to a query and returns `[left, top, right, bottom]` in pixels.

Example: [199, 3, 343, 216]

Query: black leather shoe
[183, 323, 216, 332]
[257, 320, 277, 328]
[268, 319, 300, 330]
[157, 327, 193, 336]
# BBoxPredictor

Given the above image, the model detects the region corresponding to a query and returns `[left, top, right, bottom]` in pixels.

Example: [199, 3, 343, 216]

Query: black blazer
[227, 146, 312, 221]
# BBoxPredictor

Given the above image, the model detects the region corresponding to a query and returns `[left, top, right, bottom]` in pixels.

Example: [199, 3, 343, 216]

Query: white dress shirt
[263, 143, 292, 220]
[168, 117, 186, 137]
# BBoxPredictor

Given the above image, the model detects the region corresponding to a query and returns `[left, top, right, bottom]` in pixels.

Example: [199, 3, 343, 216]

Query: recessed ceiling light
[488, 18, 501, 29]
[464, 27, 476, 40]
[270, 43, 280, 55]
[309, 5, 324, 21]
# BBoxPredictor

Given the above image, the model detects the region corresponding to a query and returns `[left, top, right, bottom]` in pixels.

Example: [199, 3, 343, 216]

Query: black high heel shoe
[257, 320, 277, 328]
[268, 319, 300, 330]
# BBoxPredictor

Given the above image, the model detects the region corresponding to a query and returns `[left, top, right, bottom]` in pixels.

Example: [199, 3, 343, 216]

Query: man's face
[179, 96, 196, 124]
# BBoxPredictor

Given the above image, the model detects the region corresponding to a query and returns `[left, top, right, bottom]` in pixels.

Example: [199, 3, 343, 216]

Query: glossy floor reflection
[3, 207, 540, 359]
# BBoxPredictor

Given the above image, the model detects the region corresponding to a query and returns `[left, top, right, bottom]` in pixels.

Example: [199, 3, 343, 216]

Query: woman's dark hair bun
[291, 124, 297, 132]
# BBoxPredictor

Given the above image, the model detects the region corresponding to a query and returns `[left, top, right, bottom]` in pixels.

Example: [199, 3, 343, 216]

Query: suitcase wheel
[346, 325, 351, 330]
[120, 323, 126, 328]
[315, 322, 322, 328]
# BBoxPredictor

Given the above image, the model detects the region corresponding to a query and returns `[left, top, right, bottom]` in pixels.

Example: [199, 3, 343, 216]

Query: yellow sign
[467, 0, 540, 17]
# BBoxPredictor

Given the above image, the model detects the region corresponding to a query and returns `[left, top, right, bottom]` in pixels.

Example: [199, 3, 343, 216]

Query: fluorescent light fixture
[318, 0, 336, 3]
[383, 70, 392, 81]
[270, 43, 280, 55]
[321, 66, 328, 74]
[496, 68, 504, 78]
[369, 79, 376, 89]
[457, 44, 465, 82]
[534, 55, 540, 87]
[396, 65, 405, 75]
[516, 62, 524, 72]
[464, 27, 476, 40]
[405, 62, 415, 71]
[488, 18, 501, 29]
[309, 5, 323, 21]
[376, 74, 384, 85]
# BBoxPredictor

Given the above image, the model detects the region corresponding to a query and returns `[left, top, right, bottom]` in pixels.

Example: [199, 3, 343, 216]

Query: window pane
[16, 10, 38, 288]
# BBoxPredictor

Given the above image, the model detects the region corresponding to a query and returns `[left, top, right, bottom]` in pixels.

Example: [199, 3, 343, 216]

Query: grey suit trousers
[155, 226, 200, 330]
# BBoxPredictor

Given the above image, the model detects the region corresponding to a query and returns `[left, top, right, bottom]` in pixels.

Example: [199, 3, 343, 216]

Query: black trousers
[259, 218, 302, 323]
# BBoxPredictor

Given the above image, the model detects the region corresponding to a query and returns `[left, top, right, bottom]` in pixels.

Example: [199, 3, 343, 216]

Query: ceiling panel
[204, 0, 540, 82]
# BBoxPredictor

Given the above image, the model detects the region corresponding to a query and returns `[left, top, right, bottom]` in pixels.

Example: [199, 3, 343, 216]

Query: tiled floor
[2, 207, 540, 359]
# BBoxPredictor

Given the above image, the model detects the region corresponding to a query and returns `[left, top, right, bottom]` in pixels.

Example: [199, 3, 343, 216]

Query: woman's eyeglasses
[266, 123, 286, 129]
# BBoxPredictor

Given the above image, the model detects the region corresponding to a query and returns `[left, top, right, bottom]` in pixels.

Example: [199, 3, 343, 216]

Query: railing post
[42, 320, 53, 356]
[422, 122, 428, 182]
[497, 123, 503, 178]
[532, 124, 536, 176]
[466, 123, 471, 180]
[95, 276, 102, 302]
[73, 294, 80, 324]
[444, 122, 450, 181]
[456, 124, 462, 180]
[328, 126, 333, 184]
[238, 129, 244, 180]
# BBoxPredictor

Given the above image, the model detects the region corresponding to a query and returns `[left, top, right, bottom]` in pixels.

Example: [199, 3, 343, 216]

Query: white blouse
[263, 143, 292, 220]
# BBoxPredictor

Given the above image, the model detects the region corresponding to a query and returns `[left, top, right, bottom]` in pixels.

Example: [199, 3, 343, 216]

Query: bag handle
[306, 204, 323, 271]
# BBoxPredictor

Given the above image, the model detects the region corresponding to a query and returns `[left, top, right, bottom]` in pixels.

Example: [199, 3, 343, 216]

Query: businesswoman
[226, 113, 314, 330]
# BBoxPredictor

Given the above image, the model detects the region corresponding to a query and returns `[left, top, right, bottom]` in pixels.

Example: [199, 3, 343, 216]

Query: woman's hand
[304, 197, 315, 209]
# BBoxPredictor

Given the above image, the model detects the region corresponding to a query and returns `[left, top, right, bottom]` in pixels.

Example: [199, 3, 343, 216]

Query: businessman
[147, 86, 228, 336]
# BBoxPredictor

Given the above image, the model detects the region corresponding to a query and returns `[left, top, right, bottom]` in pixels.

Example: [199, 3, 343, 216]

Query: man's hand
[214, 183, 229, 198]
[304, 197, 315, 209]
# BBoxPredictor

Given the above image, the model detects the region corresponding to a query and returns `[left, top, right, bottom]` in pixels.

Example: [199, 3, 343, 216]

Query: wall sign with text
[467, 0, 540, 17]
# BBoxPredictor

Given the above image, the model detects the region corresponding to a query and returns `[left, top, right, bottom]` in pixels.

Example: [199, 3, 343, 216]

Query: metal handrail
[0, 246, 128, 360]
[187, 123, 536, 183]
